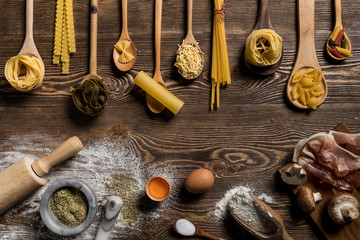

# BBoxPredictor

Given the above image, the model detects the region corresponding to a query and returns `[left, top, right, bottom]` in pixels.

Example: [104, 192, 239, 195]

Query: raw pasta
[52, 0, 76, 74]
[174, 41, 203, 79]
[290, 68, 324, 109]
[114, 40, 134, 64]
[245, 29, 283, 67]
[211, 0, 231, 110]
[5, 55, 44, 91]
[71, 78, 110, 116]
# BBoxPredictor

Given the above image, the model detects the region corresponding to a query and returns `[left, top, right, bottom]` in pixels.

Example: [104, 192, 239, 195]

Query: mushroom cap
[327, 192, 360, 225]
[296, 186, 316, 213]
[280, 163, 307, 185]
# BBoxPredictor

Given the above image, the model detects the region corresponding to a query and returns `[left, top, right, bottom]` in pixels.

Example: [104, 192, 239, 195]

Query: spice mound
[5, 54, 44, 91]
[71, 78, 110, 116]
[229, 189, 274, 233]
[174, 41, 204, 79]
[50, 187, 88, 227]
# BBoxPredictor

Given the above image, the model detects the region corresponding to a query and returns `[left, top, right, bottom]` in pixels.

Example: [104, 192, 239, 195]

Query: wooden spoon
[113, 0, 137, 71]
[178, 0, 204, 80]
[145, 0, 166, 113]
[326, 0, 351, 60]
[286, 0, 328, 109]
[19, 0, 45, 72]
[173, 219, 226, 240]
[231, 194, 293, 240]
[245, 0, 282, 76]
[83, 0, 102, 83]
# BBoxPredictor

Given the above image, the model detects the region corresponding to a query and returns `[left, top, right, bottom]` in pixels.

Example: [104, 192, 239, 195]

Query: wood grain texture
[0, 0, 359, 239]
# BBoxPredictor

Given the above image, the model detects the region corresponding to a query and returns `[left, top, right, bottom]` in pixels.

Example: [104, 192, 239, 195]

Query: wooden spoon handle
[121, 0, 129, 39]
[197, 229, 226, 240]
[187, 0, 193, 34]
[31, 136, 83, 177]
[296, 0, 318, 68]
[90, 0, 98, 75]
[154, 0, 162, 77]
[335, 0, 342, 27]
[282, 230, 294, 240]
[254, 0, 272, 30]
[25, 0, 34, 39]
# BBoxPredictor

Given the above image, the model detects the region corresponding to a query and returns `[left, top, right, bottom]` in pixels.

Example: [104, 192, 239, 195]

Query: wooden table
[0, 0, 359, 239]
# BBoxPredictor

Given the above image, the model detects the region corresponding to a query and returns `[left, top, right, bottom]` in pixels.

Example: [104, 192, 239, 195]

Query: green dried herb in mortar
[71, 78, 110, 116]
[50, 188, 88, 227]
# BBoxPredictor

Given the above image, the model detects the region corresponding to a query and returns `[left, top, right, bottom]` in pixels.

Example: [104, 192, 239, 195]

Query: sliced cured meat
[344, 171, 360, 189]
[298, 155, 354, 192]
[293, 132, 360, 191]
[305, 135, 360, 177]
[330, 131, 360, 156]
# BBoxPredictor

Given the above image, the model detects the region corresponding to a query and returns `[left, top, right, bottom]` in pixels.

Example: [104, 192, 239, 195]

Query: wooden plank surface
[0, 0, 359, 239]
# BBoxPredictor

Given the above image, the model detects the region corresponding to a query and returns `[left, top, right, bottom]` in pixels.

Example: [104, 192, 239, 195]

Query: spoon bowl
[146, 0, 166, 114]
[245, 0, 282, 76]
[113, 0, 137, 71]
[177, 0, 204, 80]
[286, 0, 328, 109]
[231, 194, 293, 240]
[173, 218, 226, 240]
[326, 0, 351, 61]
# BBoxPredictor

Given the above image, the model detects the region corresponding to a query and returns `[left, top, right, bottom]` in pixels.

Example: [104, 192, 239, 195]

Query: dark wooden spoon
[245, 0, 283, 76]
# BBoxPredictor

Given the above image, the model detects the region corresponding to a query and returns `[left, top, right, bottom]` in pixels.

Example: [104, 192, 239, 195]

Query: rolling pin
[0, 136, 83, 214]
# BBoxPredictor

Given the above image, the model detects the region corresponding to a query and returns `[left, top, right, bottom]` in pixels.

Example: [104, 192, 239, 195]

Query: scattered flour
[0, 134, 180, 239]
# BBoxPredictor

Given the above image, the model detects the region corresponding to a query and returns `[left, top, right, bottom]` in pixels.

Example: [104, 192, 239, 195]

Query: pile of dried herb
[104, 172, 141, 226]
[50, 188, 88, 227]
[71, 78, 110, 116]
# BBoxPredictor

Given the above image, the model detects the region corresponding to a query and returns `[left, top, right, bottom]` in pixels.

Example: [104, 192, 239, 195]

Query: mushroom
[280, 163, 307, 185]
[327, 192, 360, 225]
[296, 186, 322, 213]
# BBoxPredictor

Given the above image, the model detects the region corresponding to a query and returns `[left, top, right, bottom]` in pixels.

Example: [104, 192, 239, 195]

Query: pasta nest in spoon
[245, 29, 283, 67]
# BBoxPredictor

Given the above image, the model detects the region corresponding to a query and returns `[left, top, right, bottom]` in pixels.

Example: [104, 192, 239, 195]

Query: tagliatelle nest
[71, 78, 110, 116]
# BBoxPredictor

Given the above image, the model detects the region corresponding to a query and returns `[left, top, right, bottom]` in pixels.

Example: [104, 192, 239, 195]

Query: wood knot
[206, 160, 227, 176]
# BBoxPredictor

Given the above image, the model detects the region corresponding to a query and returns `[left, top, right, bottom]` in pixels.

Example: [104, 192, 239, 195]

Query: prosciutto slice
[330, 131, 360, 156]
[293, 132, 360, 191]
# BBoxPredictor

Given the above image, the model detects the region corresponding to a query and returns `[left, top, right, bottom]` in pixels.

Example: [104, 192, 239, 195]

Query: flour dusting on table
[0, 134, 180, 239]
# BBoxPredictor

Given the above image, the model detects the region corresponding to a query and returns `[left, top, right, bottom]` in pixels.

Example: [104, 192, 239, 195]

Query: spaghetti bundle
[53, 0, 76, 74]
[211, 0, 231, 110]
[245, 29, 282, 67]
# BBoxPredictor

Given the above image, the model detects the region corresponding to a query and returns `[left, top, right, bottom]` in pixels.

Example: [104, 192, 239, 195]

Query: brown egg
[185, 168, 214, 194]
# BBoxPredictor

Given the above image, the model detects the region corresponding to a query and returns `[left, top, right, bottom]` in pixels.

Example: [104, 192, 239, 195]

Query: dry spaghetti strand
[211, 0, 231, 110]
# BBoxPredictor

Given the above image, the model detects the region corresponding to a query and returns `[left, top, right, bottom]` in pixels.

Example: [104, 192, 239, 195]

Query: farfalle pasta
[114, 40, 134, 64]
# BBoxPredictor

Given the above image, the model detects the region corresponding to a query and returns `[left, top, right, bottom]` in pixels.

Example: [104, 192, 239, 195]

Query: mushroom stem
[341, 204, 359, 224]
[313, 192, 322, 203]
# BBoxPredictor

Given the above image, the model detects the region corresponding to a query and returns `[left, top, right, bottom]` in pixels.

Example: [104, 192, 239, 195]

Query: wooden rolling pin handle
[31, 136, 83, 177]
